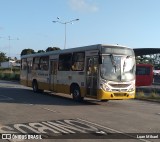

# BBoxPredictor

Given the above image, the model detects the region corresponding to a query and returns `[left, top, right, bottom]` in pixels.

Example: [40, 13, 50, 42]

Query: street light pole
[52, 18, 79, 49]
[64, 23, 67, 49]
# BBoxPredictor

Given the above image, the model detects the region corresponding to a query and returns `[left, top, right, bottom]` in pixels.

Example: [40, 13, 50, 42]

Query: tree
[37, 50, 45, 53]
[136, 54, 160, 69]
[46, 47, 60, 52]
[21, 49, 35, 56]
[0, 52, 8, 62]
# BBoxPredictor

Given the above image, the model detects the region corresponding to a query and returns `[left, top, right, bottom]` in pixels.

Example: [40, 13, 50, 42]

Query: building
[0, 60, 20, 68]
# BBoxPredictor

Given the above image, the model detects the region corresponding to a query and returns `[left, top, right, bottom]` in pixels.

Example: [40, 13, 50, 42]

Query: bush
[0, 73, 20, 81]
[136, 89, 160, 99]
[136, 91, 145, 98]
[0, 67, 20, 74]
[15, 74, 20, 80]
[0, 73, 5, 79]
[149, 92, 160, 99]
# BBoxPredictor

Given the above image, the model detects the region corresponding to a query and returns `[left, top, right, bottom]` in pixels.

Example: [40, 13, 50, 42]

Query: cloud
[68, 0, 99, 13]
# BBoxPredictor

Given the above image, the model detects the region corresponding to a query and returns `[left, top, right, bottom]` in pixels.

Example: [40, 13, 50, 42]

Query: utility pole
[8, 36, 19, 72]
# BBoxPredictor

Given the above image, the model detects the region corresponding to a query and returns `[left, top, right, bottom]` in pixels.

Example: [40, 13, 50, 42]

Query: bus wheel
[71, 86, 83, 102]
[32, 81, 38, 93]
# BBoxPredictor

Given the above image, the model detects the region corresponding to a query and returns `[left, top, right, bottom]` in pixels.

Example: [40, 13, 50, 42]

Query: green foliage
[37, 50, 45, 53]
[136, 90, 160, 99]
[0, 67, 20, 73]
[136, 54, 160, 68]
[136, 91, 145, 98]
[20, 47, 61, 57]
[0, 73, 20, 81]
[21, 49, 35, 56]
[136, 56, 153, 65]
[0, 67, 20, 80]
[46, 47, 60, 52]
[0, 52, 8, 62]
[150, 92, 158, 98]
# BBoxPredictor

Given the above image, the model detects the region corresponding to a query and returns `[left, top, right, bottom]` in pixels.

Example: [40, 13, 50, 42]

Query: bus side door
[27, 58, 33, 87]
[49, 59, 58, 91]
[86, 56, 99, 97]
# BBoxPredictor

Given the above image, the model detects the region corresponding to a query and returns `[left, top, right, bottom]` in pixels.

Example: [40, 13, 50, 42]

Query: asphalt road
[0, 80, 159, 142]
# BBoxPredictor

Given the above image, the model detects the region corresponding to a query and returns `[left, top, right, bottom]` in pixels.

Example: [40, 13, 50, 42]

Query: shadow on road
[0, 87, 106, 106]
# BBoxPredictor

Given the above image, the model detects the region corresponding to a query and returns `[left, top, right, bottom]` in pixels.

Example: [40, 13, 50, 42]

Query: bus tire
[71, 85, 83, 102]
[32, 81, 39, 93]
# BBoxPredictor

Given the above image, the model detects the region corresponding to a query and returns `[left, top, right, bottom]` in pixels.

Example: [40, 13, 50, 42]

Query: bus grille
[109, 83, 130, 88]
[114, 93, 127, 97]
[112, 89, 128, 92]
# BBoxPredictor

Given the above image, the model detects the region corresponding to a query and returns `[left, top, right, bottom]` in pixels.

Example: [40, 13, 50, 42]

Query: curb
[135, 98, 160, 103]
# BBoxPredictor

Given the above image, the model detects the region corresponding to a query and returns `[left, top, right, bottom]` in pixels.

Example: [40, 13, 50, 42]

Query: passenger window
[33, 57, 40, 70]
[72, 52, 85, 71]
[58, 54, 72, 71]
[39, 56, 49, 71]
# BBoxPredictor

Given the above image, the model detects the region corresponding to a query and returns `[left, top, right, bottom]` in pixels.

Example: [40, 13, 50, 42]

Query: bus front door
[49, 60, 57, 91]
[86, 57, 98, 97]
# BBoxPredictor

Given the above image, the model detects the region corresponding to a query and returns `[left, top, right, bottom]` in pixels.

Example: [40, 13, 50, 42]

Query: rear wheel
[71, 86, 83, 102]
[32, 81, 43, 93]
[32, 81, 38, 93]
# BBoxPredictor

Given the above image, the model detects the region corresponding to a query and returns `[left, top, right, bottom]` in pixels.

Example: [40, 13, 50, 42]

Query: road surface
[0, 80, 159, 142]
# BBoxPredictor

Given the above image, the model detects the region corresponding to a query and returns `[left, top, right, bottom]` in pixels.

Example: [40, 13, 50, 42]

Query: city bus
[20, 44, 136, 101]
[136, 64, 153, 86]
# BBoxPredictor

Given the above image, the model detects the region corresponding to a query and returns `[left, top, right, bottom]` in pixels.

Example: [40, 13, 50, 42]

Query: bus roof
[21, 44, 132, 59]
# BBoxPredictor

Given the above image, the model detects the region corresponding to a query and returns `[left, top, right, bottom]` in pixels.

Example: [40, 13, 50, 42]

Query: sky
[0, 0, 160, 59]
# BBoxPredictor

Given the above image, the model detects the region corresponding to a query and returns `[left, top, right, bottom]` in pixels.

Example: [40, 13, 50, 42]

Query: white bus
[20, 44, 136, 101]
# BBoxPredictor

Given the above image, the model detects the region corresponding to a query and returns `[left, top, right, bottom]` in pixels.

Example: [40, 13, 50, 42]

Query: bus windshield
[100, 55, 135, 81]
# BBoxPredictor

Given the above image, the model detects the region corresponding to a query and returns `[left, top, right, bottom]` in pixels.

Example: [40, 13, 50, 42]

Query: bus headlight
[100, 83, 111, 92]
[128, 85, 135, 92]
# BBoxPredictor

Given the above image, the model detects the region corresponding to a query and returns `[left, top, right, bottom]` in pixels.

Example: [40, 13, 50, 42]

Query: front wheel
[71, 86, 83, 102]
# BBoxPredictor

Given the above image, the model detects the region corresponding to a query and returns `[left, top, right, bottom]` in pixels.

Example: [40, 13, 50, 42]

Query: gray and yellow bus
[20, 44, 136, 101]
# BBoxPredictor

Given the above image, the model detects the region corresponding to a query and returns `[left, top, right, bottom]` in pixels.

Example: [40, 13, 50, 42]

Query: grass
[0, 68, 20, 81]
[136, 91, 145, 98]
[136, 89, 160, 99]
[0, 73, 20, 81]
[0, 67, 20, 74]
